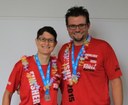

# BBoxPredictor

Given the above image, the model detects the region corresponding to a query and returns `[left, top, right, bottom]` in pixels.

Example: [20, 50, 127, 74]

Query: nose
[75, 26, 81, 32]
[42, 39, 49, 45]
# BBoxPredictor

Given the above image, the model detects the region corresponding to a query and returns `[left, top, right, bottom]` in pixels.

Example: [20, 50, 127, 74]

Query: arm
[2, 90, 13, 105]
[110, 77, 123, 105]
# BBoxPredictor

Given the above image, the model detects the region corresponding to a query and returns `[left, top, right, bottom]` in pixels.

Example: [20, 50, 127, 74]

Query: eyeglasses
[38, 37, 55, 43]
[68, 24, 87, 30]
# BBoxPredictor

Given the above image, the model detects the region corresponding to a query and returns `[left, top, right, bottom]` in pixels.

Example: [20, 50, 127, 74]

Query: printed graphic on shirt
[83, 53, 98, 72]
[27, 71, 40, 104]
[7, 81, 11, 85]
[67, 84, 75, 102]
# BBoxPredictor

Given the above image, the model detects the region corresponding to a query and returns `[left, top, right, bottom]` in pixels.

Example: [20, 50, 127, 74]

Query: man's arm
[110, 77, 123, 105]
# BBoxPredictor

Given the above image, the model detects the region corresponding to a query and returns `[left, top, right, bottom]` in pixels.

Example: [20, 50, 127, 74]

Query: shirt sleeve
[103, 43, 122, 80]
[6, 60, 23, 93]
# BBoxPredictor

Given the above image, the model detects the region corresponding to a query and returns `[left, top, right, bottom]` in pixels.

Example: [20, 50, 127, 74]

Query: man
[58, 6, 123, 105]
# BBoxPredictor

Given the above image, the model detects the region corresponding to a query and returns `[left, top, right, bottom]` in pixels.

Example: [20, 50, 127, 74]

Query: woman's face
[36, 31, 57, 56]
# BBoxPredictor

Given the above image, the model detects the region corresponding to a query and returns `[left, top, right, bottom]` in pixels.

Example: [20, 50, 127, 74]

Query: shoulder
[61, 42, 71, 48]
[17, 55, 33, 67]
[90, 37, 116, 57]
[21, 55, 34, 62]
[50, 54, 58, 60]
[59, 42, 71, 52]
[91, 37, 112, 48]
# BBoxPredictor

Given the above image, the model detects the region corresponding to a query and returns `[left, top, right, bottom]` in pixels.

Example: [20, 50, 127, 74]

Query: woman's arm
[2, 90, 13, 105]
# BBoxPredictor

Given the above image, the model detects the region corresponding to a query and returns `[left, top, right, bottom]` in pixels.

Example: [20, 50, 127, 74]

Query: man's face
[67, 16, 90, 45]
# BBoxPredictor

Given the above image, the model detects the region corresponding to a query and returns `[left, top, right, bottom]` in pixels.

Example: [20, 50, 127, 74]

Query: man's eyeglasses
[68, 24, 87, 30]
[38, 37, 55, 43]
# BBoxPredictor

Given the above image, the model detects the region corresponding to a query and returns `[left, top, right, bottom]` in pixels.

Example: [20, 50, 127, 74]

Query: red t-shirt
[58, 37, 122, 105]
[6, 55, 59, 105]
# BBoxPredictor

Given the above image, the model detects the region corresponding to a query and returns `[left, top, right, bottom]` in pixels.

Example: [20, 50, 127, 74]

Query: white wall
[0, 0, 128, 105]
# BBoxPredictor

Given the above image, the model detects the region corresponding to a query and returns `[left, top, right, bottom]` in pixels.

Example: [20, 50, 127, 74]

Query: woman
[2, 26, 60, 105]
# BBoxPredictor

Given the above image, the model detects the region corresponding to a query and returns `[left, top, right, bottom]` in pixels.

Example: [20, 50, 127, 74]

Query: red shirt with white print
[58, 37, 122, 105]
[6, 55, 59, 105]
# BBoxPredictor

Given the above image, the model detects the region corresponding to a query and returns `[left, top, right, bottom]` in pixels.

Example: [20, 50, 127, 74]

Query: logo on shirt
[7, 81, 11, 85]
[115, 65, 120, 71]
[83, 54, 98, 71]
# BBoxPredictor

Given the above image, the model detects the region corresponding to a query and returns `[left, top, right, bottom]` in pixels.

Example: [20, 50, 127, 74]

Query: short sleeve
[6, 61, 23, 93]
[103, 43, 122, 80]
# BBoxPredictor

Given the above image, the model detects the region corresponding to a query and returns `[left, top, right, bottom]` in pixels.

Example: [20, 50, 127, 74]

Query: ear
[54, 41, 58, 46]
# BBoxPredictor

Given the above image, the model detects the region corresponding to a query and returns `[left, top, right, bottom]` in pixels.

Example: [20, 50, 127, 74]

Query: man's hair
[36, 26, 57, 42]
[65, 6, 90, 25]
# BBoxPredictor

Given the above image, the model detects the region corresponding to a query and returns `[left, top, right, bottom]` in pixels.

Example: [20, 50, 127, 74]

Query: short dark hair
[36, 26, 57, 42]
[65, 6, 90, 26]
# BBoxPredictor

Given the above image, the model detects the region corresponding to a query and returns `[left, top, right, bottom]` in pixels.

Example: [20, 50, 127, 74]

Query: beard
[73, 36, 84, 42]
[73, 34, 85, 42]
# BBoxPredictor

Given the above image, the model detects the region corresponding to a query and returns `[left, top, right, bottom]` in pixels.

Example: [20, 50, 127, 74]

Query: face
[36, 32, 57, 56]
[67, 16, 90, 45]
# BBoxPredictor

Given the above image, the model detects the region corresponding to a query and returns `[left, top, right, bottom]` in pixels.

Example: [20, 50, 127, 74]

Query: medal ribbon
[72, 44, 84, 75]
[35, 54, 50, 95]
[71, 35, 91, 75]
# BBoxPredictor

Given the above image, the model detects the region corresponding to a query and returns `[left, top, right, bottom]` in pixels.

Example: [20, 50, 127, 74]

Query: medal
[72, 74, 78, 84]
[68, 79, 73, 86]
[44, 94, 51, 101]
[35, 54, 51, 101]
[71, 44, 84, 84]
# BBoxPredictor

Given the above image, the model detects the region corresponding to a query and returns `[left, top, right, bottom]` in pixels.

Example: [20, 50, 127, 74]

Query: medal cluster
[62, 35, 91, 86]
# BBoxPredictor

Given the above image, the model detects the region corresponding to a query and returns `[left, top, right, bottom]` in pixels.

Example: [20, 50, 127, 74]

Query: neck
[73, 41, 84, 46]
[37, 53, 50, 65]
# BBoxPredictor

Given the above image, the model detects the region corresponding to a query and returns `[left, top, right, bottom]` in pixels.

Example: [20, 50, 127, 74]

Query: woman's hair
[36, 26, 57, 42]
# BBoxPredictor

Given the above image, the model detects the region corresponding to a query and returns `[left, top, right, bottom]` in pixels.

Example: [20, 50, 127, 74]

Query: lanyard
[71, 35, 91, 75]
[34, 54, 50, 95]
[71, 44, 85, 75]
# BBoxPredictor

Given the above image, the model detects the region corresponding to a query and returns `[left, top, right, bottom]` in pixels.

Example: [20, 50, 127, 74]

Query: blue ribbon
[71, 35, 91, 75]
[35, 54, 50, 95]
[72, 44, 84, 75]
